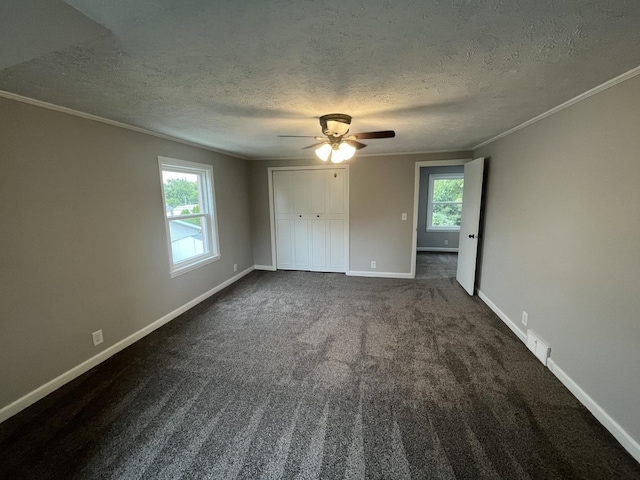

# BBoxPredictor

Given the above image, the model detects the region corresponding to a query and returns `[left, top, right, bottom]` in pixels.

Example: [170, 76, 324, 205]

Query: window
[426, 173, 464, 231]
[158, 157, 220, 276]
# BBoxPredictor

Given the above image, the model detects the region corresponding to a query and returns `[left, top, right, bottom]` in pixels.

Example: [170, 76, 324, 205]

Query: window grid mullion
[168, 213, 208, 221]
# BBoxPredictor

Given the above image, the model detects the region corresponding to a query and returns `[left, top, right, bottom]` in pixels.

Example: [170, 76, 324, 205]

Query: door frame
[411, 159, 472, 278]
[268, 165, 350, 272]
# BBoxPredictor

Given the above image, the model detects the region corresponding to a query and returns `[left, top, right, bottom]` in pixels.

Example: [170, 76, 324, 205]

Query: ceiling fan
[278, 113, 395, 163]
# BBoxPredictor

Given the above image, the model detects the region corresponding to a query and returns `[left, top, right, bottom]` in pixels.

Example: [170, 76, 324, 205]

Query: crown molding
[0, 90, 248, 160]
[472, 64, 640, 150]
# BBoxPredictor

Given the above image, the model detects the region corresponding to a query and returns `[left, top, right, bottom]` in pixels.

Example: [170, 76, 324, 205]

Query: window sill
[426, 228, 461, 233]
[170, 253, 221, 278]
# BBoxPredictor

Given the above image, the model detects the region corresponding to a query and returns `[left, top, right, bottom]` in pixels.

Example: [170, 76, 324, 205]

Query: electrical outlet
[233, 263, 238, 272]
[444, 240, 449, 246]
[371, 261, 377, 269]
[522, 311, 528, 326]
[92, 329, 104, 347]
[401, 213, 407, 221]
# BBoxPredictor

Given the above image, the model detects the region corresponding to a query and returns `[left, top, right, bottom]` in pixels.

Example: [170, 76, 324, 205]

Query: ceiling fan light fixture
[326, 141, 356, 164]
[319, 113, 352, 137]
[315, 143, 332, 161]
[338, 142, 356, 160]
[284, 113, 394, 161]
[325, 120, 350, 137]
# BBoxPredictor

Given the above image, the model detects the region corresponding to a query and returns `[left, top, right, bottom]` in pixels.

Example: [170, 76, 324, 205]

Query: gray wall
[249, 152, 472, 273]
[0, 97, 254, 408]
[417, 165, 464, 250]
[475, 74, 640, 444]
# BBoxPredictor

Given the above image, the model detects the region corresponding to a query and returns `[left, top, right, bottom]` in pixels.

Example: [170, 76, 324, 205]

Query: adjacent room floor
[1, 255, 638, 479]
[415, 251, 458, 280]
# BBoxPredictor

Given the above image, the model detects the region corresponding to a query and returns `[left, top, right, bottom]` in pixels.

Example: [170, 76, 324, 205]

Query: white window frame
[426, 173, 464, 232]
[158, 156, 220, 277]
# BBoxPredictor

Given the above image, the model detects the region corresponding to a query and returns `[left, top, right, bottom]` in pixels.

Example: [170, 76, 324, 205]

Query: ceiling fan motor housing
[320, 113, 352, 137]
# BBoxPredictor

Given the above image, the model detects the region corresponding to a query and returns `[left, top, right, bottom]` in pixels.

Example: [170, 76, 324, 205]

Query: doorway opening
[411, 158, 485, 295]
[415, 164, 464, 280]
[411, 160, 468, 279]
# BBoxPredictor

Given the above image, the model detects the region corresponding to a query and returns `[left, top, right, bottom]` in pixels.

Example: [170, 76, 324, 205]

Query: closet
[273, 168, 347, 272]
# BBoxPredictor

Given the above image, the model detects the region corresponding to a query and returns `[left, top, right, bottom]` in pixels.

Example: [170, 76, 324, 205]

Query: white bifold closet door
[274, 169, 347, 272]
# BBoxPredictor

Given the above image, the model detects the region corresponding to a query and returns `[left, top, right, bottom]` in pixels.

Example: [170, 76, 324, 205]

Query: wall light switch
[401, 213, 407, 221]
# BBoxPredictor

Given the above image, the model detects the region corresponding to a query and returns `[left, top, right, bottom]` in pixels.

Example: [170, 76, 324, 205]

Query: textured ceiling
[1, 0, 640, 159]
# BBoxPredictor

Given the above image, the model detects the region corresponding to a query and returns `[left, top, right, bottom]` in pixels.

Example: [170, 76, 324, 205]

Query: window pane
[168, 217, 207, 264]
[433, 178, 464, 203]
[432, 203, 462, 227]
[162, 171, 203, 217]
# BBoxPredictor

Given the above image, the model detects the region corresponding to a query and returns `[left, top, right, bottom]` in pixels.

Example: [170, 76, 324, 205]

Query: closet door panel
[273, 173, 291, 214]
[275, 218, 294, 268]
[311, 218, 327, 268]
[328, 171, 345, 214]
[329, 219, 346, 269]
[311, 172, 327, 214]
[292, 173, 311, 214]
[293, 217, 310, 268]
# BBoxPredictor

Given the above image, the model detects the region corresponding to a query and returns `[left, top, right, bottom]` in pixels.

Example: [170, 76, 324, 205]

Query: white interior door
[274, 173, 294, 269]
[323, 169, 346, 271]
[273, 169, 347, 272]
[456, 157, 485, 295]
[310, 172, 327, 270]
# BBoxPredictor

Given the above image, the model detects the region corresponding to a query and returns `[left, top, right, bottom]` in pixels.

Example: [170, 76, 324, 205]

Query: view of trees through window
[431, 177, 464, 227]
[162, 172, 201, 226]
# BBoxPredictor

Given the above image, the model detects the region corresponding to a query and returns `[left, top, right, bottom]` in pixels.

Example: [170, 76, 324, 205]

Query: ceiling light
[315, 143, 332, 161]
[335, 142, 356, 162]
[321, 141, 356, 164]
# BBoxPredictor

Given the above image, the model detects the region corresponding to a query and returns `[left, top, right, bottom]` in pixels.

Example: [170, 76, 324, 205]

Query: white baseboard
[477, 289, 640, 463]
[347, 270, 414, 279]
[0, 266, 255, 424]
[254, 264, 276, 271]
[547, 359, 640, 464]
[477, 289, 526, 342]
[417, 247, 459, 253]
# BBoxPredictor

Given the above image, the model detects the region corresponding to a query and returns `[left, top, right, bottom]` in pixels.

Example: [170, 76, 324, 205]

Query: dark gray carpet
[416, 252, 458, 280]
[1, 254, 639, 479]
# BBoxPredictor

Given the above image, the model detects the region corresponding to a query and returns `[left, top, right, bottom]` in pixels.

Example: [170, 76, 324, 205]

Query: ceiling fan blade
[344, 140, 367, 150]
[302, 141, 327, 150]
[352, 130, 395, 139]
[278, 135, 319, 138]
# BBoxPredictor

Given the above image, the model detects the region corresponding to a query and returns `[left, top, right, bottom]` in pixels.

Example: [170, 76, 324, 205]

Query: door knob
[469, 234, 475, 238]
